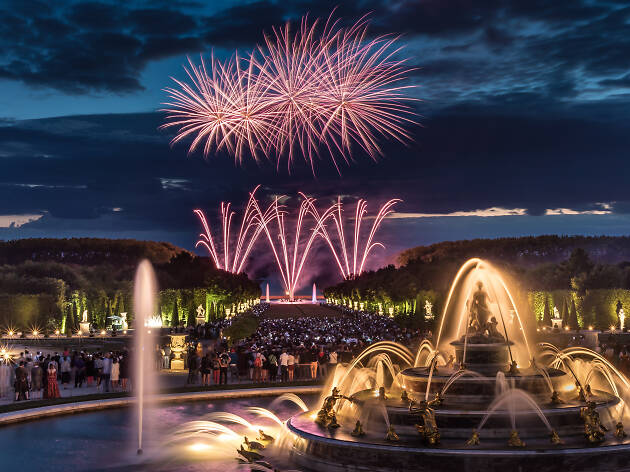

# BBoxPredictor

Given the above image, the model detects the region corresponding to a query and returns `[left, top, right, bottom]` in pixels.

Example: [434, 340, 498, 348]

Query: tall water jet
[266, 283, 270, 303]
[134, 259, 158, 455]
[312, 283, 317, 303]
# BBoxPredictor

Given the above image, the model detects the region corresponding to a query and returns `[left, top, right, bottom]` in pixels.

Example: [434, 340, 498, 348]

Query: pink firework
[162, 55, 276, 164]
[194, 186, 272, 273]
[162, 13, 417, 174]
[307, 197, 400, 279]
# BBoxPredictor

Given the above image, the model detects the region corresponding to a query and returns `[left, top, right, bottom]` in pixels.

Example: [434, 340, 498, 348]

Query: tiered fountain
[283, 259, 630, 472]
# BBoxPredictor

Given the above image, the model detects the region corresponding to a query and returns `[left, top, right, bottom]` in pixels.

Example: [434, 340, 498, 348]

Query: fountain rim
[286, 412, 630, 456]
[0, 385, 322, 426]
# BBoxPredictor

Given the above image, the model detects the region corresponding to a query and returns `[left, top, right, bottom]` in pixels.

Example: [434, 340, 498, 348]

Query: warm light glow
[563, 384, 576, 392]
[100, 330, 106, 336]
[55, 329, 60, 336]
[188, 442, 212, 453]
[32, 330, 38, 336]
[611, 325, 616, 332]
[588, 325, 593, 330]
[564, 326, 569, 331]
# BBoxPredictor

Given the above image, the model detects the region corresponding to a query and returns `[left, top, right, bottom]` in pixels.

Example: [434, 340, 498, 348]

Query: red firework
[162, 13, 417, 174]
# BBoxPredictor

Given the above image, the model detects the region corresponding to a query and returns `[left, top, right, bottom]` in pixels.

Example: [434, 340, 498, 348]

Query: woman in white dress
[110, 357, 120, 390]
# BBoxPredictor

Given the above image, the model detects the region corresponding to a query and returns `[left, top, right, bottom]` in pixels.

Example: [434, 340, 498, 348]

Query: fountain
[133, 259, 158, 455]
[282, 258, 630, 471]
[312, 283, 317, 304]
[7, 258, 630, 472]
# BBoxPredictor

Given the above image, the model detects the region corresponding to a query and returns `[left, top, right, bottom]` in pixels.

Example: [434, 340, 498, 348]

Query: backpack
[254, 356, 262, 368]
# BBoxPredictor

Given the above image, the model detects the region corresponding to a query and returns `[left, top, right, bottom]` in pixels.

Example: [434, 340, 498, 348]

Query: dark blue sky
[1, 0, 629, 293]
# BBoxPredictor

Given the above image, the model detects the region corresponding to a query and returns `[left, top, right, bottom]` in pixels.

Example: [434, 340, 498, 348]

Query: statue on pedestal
[314, 387, 353, 429]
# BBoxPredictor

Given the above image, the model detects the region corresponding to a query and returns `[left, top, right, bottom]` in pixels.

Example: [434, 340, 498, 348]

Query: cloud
[0, 214, 43, 228]
[388, 207, 528, 218]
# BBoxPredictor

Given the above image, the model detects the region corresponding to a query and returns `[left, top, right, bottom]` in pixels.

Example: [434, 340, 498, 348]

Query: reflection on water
[0, 396, 315, 472]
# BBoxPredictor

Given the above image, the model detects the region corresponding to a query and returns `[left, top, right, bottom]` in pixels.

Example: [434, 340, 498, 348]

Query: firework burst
[162, 13, 418, 174]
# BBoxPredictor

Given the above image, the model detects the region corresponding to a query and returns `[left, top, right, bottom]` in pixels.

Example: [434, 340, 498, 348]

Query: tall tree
[568, 298, 579, 330]
[543, 297, 552, 326]
[171, 300, 179, 328]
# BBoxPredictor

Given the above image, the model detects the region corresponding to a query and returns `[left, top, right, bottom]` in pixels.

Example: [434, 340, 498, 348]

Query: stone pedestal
[79, 322, 91, 335]
[169, 333, 187, 371]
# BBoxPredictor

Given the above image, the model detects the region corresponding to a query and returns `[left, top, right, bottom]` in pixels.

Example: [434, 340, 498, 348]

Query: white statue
[120, 312, 128, 330]
[196, 304, 205, 317]
[553, 306, 560, 318]
[82, 310, 88, 323]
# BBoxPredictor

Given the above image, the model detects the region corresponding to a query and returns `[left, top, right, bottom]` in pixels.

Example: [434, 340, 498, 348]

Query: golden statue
[580, 401, 607, 443]
[351, 420, 365, 437]
[550, 391, 563, 405]
[445, 354, 455, 369]
[314, 387, 352, 429]
[237, 445, 264, 462]
[508, 360, 520, 375]
[468, 282, 493, 334]
[378, 386, 387, 400]
[508, 430, 526, 447]
[257, 429, 275, 444]
[550, 430, 563, 445]
[615, 422, 627, 439]
[385, 425, 399, 441]
[410, 400, 441, 446]
[466, 429, 480, 446]
[430, 392, 444, 408]
[244, 436, 265, 451]
[401, 389, 409, 402]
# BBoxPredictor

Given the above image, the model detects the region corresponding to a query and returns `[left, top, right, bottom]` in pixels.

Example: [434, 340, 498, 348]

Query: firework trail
[162, 13, 417, 174]
[251, 194, 332, 300]
[194, 186, 273, 273]
[306, 197, 400, 279]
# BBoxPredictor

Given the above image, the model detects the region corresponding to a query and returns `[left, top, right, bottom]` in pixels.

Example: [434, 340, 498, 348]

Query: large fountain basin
[287, 411, 630, 472]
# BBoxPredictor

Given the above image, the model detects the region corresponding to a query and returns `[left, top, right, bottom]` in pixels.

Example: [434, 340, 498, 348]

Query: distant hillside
[397, 235, 630, 267]
[0, 238, 189, 266]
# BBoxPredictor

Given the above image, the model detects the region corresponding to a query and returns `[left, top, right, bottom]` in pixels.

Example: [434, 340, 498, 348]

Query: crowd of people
[178, 304, 428, 386]
[0, 349, 132, 401]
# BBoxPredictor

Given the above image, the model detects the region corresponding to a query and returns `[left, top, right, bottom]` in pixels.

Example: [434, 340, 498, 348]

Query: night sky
[1, 0, 629, 293]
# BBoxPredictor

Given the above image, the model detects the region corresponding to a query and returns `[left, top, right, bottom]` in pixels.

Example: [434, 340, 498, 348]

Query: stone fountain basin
[287, 410, 630, 472]
[348, 388, 620, 440]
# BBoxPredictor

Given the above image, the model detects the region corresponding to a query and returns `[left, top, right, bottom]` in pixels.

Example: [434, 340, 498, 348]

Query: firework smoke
[162, 13, 417, 174]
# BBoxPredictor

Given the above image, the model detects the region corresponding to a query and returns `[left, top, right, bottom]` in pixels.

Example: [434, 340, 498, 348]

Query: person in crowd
[111, 357, 120, 390]
[60, 355, 71, 389]
[200, 352, 211, 387]
[14, 361, 29, 401]
[46, 362, 60, 399]
[30, 360, 43, 399]
[120, 352, 130, 391]
[212, 353, 221, 385]
[287, 351, 295, 382]
[74, 354, 86, 388]
[279, 349, 289, 383]
[268, 351, 278, 382]
[101, 353, 112, 392]
[219, 351, 229, 385]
